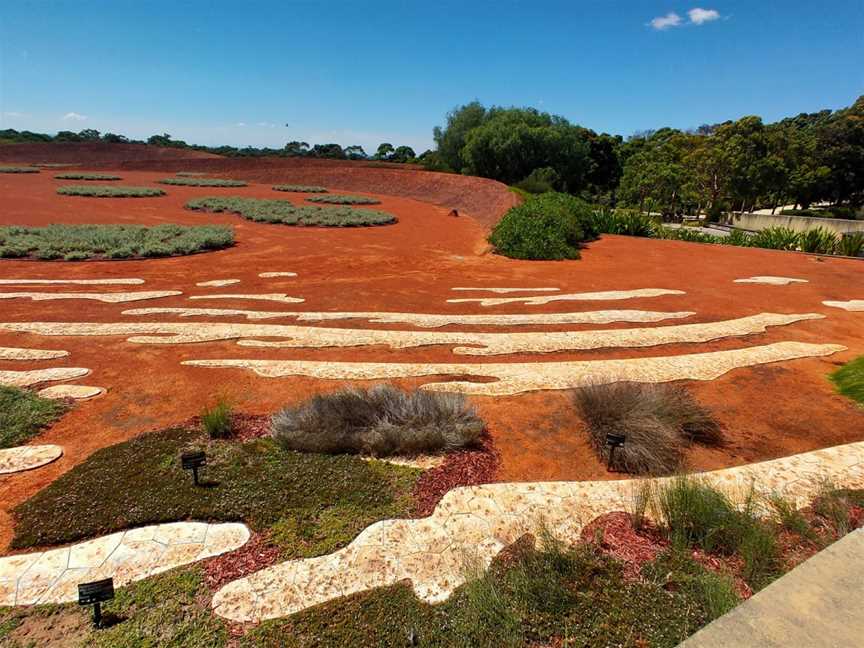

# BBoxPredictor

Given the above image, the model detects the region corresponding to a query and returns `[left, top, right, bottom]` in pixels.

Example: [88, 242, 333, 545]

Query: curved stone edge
[37, 385, 105, 400]
[189, 293, 305, 304]
[446, 288, 686, 306]
[182, 341, 846, 396]
[121, 307, 698, 328]
[212, 439, 864, 623]
[0, 445, 63, 475]
[823, 300, 864, 312]
[0, 522, 250, 606]
[258, 272, 297, 278]
[196, 279, 240, 287]
[0, 347, 69, 361]
[0, 291, 181, 303]
[451, 287, 560, 293]
[0, 279, 144, 285]
[0, 368, 91, 388]
[734, 276, 809, 285]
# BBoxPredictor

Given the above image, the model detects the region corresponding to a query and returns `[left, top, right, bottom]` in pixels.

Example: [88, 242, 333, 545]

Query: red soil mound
[0, 142, 220, 165]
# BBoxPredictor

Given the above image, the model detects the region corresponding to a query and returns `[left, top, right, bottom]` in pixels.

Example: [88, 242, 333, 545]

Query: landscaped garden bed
[186, 196, 396, 226]
[0, 224, 234, 260]
[56, 185, 165, 198]
[53, 173, 121, 181]
[272, 185, 328, 193]
[0, 166, 39, 173]
[0, 386, 66, 449]
[159, 177, 247, 187]
[306, 194, 381, 205]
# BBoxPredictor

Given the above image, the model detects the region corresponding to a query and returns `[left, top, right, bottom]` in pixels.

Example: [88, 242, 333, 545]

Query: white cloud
[61, 112, 88, 121]
[256, 121, 278, 128]
[2, 111, 26, 118]
[650, 12, 682, 30]
[688, 7, 720, 24]
[235, 122, 247, 127]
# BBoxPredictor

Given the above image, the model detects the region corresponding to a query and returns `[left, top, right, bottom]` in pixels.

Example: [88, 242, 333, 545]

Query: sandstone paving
[0, 291, 181, 303]
[446, 288, 685, 306]
[37, 385, 105, 400]
[734, 276, 808, 285]
[0, 367, 90, 388]
[188, 293, 304, 303]
[823, 300, 864, 311]
[0, 445, 63, 474]
[0, 347, 69, 360]
[0, 279, 145, 285]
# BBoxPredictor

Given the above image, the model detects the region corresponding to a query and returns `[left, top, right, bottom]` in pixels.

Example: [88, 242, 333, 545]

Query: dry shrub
[271, 384, 484, 457]
[572, 382, 722, 475]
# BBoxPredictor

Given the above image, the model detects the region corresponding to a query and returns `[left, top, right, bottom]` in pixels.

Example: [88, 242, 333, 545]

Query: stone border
[0, 368, 90, 388]
[212, 439, 864, 622]
[196, 279, 240, 287]
[447, 288, 685, 306]
[734, 276, 809, 285]
[0, 522, 250, 606]
[258, 272, 297, 278]
[0, 445, 63, 475]
[37, 385, 105, 400]
[188, 293, 305, 304]
[0, 347, 69, 361]
[823, 300, 864, 312]
[0, 279, 145, 285]
[451, 287, 560, 293]
[0, 291, 181, 303]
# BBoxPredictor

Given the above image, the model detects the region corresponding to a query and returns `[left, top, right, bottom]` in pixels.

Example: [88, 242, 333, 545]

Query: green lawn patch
[11, 428, 420, 553]
[56, 185, 165, 197]
[159, 177, 247, 187]
[0, 166, 39, 173]
[306, 194, 381, 205]
[186, 196, 396, 227]
[54, 173, 121, 181]
[0, 386, 66, 449]
[0, 224, 234, 260]
[830, 356, 864, 406]
[272, 185, 328, 193]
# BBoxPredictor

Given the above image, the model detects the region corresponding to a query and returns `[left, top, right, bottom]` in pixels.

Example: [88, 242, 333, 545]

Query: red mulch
[410, 433, 500, 517]
[204, 531, 282, 592]
[580, 512, 669, 578]
[179, 413, 271, 442]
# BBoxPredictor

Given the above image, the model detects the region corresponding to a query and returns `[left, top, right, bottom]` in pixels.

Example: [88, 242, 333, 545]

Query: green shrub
[592, 208, 657, 237]
[513, 166, 561, 194]
[273, 185, 328, 193]
[56, 184, 165, 197]
[186, 196, 396, 226]
[723, 229, 754, 247]
[0, 166, 39, 173]
[0, 386, 66, 449]
[0, 224, 233, 260]
[660, 227, 723, 244]
[489, 192, 595, 260]
[837, 232, 864, 257]
[306, 194, 381, 205]
[750, 227, 799, 250]
[271, 384, 484, 457]
[572, 382, 722, 475]
[830, 355, 864, 405]
[176, 171, 207, 177]
[201, 397, 233, 439]
[798, 227, 837, 254]
[54, 173, 121, 181]
[159, 177, 247, 187]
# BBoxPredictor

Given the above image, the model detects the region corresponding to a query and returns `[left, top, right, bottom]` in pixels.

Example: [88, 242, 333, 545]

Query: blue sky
[1, 1, 861, 154]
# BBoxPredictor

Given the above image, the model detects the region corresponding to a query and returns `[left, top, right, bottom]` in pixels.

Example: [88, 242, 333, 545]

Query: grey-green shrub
[159, 177, 247, 187]
[271, 384, 484, 457]
[0, 224, 233, 260]
[186, 196, 396, 227]
[54, 173, 122, 181]
[273, 185, 328, 193]
[306, 194, 381, 205]
[57, 185, 165, 197]
[0, 166, 39, 173]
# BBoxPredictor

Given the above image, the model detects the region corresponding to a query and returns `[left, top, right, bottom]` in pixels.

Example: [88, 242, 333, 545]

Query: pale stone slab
[0, 347, 69, 361]
[0, 368, 90, 388]
[196, 279, 240, 287]
[734, 276, 809, 285]
[184, 341, 845, 396]
[0, 522, 250, 606]
[189, 293, 304, 304]
[122, 307, 697, 328]
[37, 385, 105, 400]
[0, 279, 144, 285]
[0, 445, 63, 474]
[362, 455, 445, 470]
[0, 291, 181, 303]
[213, 440, 864, 622]
[823, 300, 864, 312]
[258, 272, 298, 278]
[0, 313, 822, 357]
[447, 288, 685, 306]
[451, 287, 560, 293]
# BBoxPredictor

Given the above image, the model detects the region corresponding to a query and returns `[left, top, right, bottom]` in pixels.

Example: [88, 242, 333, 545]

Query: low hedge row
[186, 196, 396, 227]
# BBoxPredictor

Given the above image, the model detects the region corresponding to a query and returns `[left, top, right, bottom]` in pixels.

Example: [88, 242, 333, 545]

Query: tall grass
[830, 355, 864, 406]
[201, 397, 233, 439]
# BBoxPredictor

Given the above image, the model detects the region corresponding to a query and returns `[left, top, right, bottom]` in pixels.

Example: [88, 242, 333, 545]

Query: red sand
[1, 155, 863, 550]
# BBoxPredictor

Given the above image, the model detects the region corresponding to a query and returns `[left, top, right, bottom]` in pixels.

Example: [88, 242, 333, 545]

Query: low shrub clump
[271, 384, 484, 457]
[12, 427, 419, 550]
[489, 192, 597, 260]
[54, 173, 121, 181]
[750, 226, 800, 250]
[0, 386, 66, 449]
[0, 223, 234, 260]
[831, 356, 864, 406]
[273, 185, 328, 193]
[837, 232, 864, 257]
[0, 166, 39, 173]
[201, 397, 233, 439]
[159, 177, 247, 187]
[306, 194, 381, 205]
[573, 382, 722, 475]
[186, 196, 396, 226]
[56, 184, 165, 197]
[593, 208, 659, 237]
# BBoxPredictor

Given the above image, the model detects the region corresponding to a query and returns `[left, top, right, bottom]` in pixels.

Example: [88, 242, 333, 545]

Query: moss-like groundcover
[187, 196, 396, 227]
[0, 386, 66, 449]
[11, 427, 419, 551]
[831, 355, 864, 406]
[306, 194, 381, 205]
[272, 185, 328, 193]
[159, 177, 248, 187]
[0, 166, 39, 173]
[56, 185, 165, 198]
[54, 173, 121, 181]
[0, 224, 234, 260]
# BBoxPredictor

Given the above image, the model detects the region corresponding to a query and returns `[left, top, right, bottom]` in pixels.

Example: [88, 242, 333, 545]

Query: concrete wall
[732, 212, 864, 236]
